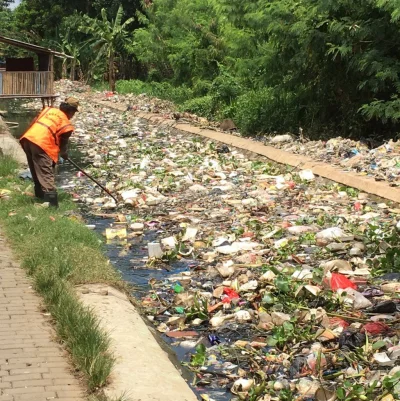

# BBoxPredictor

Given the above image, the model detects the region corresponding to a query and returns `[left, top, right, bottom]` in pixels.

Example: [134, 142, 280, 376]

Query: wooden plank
[0, 95, 59, 99]
[49, 55, 54, 95]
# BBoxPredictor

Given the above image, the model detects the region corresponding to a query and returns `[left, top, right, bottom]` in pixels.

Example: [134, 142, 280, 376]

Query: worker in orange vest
[20, 97, 79, 207]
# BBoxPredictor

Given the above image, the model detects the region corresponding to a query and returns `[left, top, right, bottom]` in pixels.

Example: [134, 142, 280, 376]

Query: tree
[0, 0, 13, 10]
[0, 7, 26, 58]
[0, 7, 14, 35]
[132, 0, 400, 139]
[80, 5, 135, 91]
[14, 0, 88, 38]
[50, 24, 87, 80]
[13, 0, 142, 40]
[134, 0, 225, 85]
[92, 0, 142, 25]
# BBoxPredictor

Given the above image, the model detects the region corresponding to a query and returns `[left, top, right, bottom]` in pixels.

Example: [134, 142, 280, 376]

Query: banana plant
[50, 26, 86, 80]
[80, 5, 135, 91]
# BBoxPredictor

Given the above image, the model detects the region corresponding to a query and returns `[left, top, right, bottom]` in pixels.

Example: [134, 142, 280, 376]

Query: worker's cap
[65, 97, 80, 111]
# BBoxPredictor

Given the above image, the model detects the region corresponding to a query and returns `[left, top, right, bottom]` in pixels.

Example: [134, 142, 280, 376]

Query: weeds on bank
[0, 154, 119, 391]
[0, 154, 19, 177]
[88, 393, 132, 401]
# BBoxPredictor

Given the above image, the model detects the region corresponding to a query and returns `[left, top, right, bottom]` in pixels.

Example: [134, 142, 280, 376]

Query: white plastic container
[148, 242, 164, 258]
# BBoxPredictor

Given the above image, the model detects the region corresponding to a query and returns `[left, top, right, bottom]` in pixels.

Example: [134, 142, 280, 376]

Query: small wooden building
[0, 35, 72, 105]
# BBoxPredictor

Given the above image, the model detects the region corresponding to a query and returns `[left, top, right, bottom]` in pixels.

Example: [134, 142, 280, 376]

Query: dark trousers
[20, 139, 56, 192]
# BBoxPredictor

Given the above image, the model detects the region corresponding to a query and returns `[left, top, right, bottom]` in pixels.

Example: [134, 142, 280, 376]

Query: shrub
[116, 80, 193, 104]
[192, 80, 212, 97]
[180, 96, 214, 120]
[235, 88, 299, 136]
[210, 73, 242, 106]
[116, 80, 150, 95]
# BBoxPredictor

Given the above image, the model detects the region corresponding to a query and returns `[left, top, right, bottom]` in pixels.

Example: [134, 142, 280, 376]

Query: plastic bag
[326, 273, 357, 291]
[105, 228, 127, 240]
[222, 288, 240, 303]
[361, 322, 391, 336]
[338, 329, 366, 350]
[367, 300, 399, 314]
[329, 317, 349, 329]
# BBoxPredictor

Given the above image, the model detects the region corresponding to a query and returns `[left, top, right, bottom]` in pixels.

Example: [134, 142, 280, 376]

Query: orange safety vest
[20, 107, 74, 162]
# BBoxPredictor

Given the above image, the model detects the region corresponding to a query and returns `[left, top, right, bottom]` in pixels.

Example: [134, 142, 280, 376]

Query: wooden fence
[0, 71, 54, 97]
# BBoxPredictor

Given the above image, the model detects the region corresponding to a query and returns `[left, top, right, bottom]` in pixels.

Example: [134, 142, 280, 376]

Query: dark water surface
[0, 99, 37, 139]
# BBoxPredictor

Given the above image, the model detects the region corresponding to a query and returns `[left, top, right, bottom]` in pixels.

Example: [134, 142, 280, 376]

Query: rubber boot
[34, 184, 44, 200]
[43, 191, 58, 208]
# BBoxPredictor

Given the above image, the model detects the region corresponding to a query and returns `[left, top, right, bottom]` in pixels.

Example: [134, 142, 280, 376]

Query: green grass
[0, 154, 121, 392]
[0, 153, 19, 177]
[89, 393, 132, 401]
[92, 81, 111, 92]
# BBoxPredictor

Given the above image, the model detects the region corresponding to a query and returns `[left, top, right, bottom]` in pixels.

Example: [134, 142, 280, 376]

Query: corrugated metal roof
[0, 35, 74, 58]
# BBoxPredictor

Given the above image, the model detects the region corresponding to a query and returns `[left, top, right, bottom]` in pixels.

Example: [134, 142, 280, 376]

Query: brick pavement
[0, 229, 85, 401]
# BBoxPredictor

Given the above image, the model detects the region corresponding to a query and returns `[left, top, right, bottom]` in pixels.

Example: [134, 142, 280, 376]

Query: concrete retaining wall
[0, 117, 27, 165]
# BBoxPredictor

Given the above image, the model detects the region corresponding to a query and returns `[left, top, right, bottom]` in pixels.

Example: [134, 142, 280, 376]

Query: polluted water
[11, 81, 400, 401]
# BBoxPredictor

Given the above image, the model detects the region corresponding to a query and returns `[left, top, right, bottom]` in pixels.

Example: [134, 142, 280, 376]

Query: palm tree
[80, 6, 134, 91]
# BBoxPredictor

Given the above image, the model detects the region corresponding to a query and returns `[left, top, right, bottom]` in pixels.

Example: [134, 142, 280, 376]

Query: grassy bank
[114, 79, 279, 133]
[114, 80, 217, 119]
[0, 154, 121, 393]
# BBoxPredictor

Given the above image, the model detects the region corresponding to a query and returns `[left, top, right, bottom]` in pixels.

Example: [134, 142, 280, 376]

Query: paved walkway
[0, 229, 85, 401]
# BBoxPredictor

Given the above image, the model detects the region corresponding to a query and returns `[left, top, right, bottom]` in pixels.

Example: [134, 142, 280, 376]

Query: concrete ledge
[0, 118, 27, 165]
[77, 284, 198, 401]
[94, 99, 400, 204]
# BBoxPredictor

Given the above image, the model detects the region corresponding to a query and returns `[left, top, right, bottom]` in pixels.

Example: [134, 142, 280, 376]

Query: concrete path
[0, 229, 85, 401]
[78, 284, 198, 401]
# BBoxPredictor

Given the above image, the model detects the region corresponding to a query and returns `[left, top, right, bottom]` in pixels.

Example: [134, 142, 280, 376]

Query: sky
[10, 0, 21, 9]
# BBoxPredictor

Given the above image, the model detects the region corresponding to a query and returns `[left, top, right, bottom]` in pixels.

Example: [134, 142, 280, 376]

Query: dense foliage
[132, 0, 400, 139]
[0, 0, 13, 10]
[13, 0, 141, 37]
[1, 1, 140, 86]
[3, 0, 400, 138]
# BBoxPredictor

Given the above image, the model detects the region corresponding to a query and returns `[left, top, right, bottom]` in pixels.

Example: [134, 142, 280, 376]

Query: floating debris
[18, 80, 400, 401]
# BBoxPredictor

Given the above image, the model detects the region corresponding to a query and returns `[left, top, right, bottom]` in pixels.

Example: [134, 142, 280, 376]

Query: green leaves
[383, 371, 400, 391]
[274, 276, 291, 293]
[78, 5, 135, 90]
[336, 387, 346, 400]
[336, 378, 390, 400]
[0, 0, 12, 11]
[267, 321, 295, 349]
[131, 0, 400, 139]
[187, 295, 208, 321]
[191, 343, 207, 367]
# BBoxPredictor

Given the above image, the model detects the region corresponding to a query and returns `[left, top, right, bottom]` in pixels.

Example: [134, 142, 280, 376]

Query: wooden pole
[49, 54, 54, 97]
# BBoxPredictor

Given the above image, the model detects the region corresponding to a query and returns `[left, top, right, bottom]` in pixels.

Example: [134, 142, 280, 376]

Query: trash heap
[24, 84, 400, 401]
[55, 79, 213, 127]
[267, 134, 400, 185]
[50, 80, 400, 187]
[136, 176, 400, 401]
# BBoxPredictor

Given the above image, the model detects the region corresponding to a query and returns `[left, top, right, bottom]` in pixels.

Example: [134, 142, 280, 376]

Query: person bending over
[20, 97, 79, 207]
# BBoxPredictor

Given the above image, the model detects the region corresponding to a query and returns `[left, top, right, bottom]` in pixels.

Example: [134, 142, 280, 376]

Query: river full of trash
[16, 81, 400, 401]
[60, 79, 400, 187]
